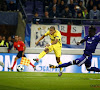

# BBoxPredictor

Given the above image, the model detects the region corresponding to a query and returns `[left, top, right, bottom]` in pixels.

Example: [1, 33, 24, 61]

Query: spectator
[33, 12, 41, 24]
[78, 1, 85, 11]
[48, 0, 59, 12]
[87, 0, 94, 12]
[74, 10, 83, 25]
[7, 0, 17, 11]
[97, 3, 100, 10]
[93, 0, 100, 6]
[18, 36, 22, 41]
[77, 11, 83, 19]
[42, 11, 51, 24]
[89, 6, 100, 19]
[0, 35, 4, 47]
[59, 0, 65, 13]
[2, 36, 6, 41]
[73, 0, 78, 5]
[43, 0, 51, 11]
[0, 0, 7, 11]
[61, 6, 72, 18]
[68, 0, 75, 12]
[82, 8, 89, 19]
[8, 36, 13, 53]
[49, 6, 59, 18]
[0, 35, 8, 47]
[73, 5, 81, 18]
[61, 6, 72, 24]
[3, 36, 8, 47]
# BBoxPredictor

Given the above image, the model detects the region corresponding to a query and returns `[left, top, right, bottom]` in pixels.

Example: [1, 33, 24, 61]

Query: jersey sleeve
[96, 34, 100, 41]
[84, 35, 88, 41]
[20, 41, 25, 46]
[44, 31, 49, 36]
[13, 42, 16, 48]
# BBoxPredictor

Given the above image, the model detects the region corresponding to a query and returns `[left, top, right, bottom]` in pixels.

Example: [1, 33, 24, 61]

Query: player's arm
[51, 39, 58, 45]
[21, 41, 26, 56]
[76, 39, 86, 45]
[46, 39, 58, 47]
[13, 43, 16, 50]
[77, 35, 88, 45]
[35, 35, 45, 45]
[35, 31, 49, 45]
[22, 45, 26, 56]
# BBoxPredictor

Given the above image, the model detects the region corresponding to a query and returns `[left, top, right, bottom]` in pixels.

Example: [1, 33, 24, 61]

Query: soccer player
[49, 26, 100, 73]
[0, 61, 4, 67]
[33, 26, 63, 76]
[8, 35, 35, 71]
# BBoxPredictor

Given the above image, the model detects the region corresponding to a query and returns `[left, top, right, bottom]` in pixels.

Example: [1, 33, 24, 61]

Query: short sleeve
[55, 32, 61, 40]
[13, 42, 16, 48]
[84, 35, 88, 41]
[20, 41, 25, 46]
[44, 31, 49, 36]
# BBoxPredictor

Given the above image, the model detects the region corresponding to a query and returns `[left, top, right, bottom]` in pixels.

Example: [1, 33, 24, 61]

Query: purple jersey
[84, 34, 100, 54]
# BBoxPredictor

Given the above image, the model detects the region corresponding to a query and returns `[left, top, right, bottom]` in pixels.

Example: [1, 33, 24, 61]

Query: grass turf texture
[0, 72, 100, 90]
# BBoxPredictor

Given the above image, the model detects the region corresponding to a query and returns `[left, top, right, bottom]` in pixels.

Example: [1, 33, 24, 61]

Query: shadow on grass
[0, 85, 28, 90]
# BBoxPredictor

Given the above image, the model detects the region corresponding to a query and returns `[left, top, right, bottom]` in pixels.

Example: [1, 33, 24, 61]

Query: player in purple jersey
[49, 26, 100, 74]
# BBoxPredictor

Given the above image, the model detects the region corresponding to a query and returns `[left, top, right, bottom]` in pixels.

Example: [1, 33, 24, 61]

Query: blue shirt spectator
[89, 6, 100, 19]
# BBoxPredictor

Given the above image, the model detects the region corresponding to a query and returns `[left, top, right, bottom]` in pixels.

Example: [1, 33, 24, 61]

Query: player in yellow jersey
[33, 26, 63, 76]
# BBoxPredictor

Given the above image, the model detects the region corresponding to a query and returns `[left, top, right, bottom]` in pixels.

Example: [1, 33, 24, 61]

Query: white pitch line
[89, 78, 100, 80]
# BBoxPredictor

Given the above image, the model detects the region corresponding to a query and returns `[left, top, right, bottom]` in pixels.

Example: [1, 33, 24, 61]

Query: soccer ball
[16, 64, 24, 72]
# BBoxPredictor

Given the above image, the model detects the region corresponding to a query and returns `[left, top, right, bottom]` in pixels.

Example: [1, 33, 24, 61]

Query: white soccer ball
[16, 64, 24, 72]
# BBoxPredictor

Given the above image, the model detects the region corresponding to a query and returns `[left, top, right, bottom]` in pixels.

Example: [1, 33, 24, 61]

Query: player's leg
[8, 51, 23, 70]
[56, 57, 63, 76]
[0, 61, 4, 67]
[50, 54, 87, 68]
[33, 45, 53, 62]
[8, 56, 19, 71]
[85, 55, 100, 72]
[53, 44, 63, 76]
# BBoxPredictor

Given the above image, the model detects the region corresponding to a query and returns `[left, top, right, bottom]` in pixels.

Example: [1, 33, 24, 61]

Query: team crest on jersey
[18, 45, 20, 47]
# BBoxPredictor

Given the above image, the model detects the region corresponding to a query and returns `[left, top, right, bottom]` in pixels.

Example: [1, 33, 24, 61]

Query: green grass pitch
[0, 72, 100, 90]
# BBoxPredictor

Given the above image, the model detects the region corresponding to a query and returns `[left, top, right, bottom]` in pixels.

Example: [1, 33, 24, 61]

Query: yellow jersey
[44, 30, 62, 45]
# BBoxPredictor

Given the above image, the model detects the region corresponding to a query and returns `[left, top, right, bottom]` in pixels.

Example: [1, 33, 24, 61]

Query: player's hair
[89, 25, 96, 32]
[50, 26, 55, 30]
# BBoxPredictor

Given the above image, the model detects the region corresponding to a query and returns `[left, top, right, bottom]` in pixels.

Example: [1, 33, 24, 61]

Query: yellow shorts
[46, 43, 62, 57]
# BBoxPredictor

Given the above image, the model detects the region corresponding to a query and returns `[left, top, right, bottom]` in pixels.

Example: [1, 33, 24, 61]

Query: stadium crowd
[32, 0, 100, 24]
[0, 35, 22, 52]
[0, 0, 100, 24]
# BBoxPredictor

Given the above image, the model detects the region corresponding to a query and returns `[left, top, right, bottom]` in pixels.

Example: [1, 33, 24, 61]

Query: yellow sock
[38, 51, 46, 59]
[59, 61, 62, 72]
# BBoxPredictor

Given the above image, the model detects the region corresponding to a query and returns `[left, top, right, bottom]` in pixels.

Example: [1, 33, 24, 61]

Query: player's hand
[35, 41, 39, 45]
[76, 42, 80, 45]
[46, 44, 50, 47]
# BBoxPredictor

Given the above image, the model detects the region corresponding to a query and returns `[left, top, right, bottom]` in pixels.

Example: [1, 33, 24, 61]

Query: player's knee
[57, 60, 60, 63]
[44, 48, 49, 53]
[56, 57, 60, 63]
[15, 57, 18, 61]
